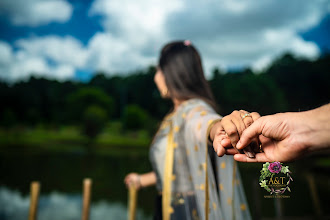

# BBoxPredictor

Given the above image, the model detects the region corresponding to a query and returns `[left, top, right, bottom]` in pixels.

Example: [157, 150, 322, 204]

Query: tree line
[0, 53, 329, 132]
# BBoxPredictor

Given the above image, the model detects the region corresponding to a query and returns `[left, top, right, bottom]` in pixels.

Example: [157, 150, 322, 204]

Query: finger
[229, 116, 255, 158]
[124, 178, 130, 185]
[250, 112, 261, 150]
[220, 138, 232, 148]
[230, 110, 247, 138]
[225, 148, 239, 155]
[243, 144, 256, 158]
[124, 180, 130, 188]
[250, 112, 261, 121]
[236, 117, 265, 150]
[240, 110, 254, 128]
[239, 111, 258, 158]
[221, 117, 240, 149]
[233, 152, 270, 162]
[213, 133, 229, 156]
[216, 145, 226, 157]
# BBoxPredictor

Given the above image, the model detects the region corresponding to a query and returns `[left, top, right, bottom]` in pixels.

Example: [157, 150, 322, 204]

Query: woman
[124, 40, 251, 220]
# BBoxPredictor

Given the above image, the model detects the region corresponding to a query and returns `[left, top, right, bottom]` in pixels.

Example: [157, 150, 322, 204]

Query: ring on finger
[241, 113, 252, 120]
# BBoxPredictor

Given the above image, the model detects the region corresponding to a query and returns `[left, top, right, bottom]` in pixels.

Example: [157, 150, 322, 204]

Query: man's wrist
[296, 107, 329, 152]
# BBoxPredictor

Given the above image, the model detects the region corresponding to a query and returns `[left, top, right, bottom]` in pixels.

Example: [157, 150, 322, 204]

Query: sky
[0, 0, 329, 83]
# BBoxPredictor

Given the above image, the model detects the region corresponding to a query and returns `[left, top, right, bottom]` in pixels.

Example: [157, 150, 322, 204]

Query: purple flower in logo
[268, 162, 282, 173]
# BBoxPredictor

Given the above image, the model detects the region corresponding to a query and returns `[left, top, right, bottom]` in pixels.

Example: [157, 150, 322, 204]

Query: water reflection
[0, 148, 329, 219]
[0, 187, 151, 220]
[0, 150, 157, 219]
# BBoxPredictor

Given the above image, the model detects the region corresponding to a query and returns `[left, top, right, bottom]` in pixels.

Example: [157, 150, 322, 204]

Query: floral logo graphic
[259, 162, 293, 195]
[268, 161, 282, 173]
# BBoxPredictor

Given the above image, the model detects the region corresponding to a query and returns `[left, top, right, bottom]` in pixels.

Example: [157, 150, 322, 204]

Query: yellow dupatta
[162, 118, 223, 220]
[162, 123, 175, 220]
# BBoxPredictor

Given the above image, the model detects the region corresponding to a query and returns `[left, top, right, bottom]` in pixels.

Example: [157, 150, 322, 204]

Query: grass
[0, 122, 152, 156]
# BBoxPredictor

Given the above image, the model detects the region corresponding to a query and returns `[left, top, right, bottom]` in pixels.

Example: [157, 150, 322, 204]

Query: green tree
[267, 53, 330, 111]
[122, 104, 149, 130]
[210, 69, 287, 115]
[67, 87, 115, 123]
[82, 105, 107, 140]
[1, 108, 17, 128]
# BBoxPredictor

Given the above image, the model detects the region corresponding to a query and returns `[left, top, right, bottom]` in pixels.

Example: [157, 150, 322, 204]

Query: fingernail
[236, 141, 242, 149]
[217, 147, 220, 156]
[247, 151, 255, 158]
[220, 139, 226, 145]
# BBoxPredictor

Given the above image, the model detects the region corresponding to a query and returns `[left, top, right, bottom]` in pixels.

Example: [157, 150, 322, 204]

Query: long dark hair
[158, 40, 217, 110]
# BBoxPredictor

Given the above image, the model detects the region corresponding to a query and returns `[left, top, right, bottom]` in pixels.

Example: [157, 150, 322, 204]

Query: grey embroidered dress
[149, 99, 251, 220]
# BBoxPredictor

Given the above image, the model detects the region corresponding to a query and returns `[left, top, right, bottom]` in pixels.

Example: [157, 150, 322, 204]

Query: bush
[67, 87, 114, 123]
[122, 105, 149, 130]
[82, 105, 107, 139]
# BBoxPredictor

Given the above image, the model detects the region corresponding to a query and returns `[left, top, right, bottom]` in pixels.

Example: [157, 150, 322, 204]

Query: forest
[0, 52, 329, 148]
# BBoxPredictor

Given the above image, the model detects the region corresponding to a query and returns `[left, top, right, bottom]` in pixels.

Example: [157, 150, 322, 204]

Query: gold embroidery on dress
[227, 197, 232, 205]
[220, 161, 226, 169]
[200, 111, 207, 116]
[194, 145, 199, 151]
[212, 202, 217, 210]
[197, 122, 202, 130]
[178, 198, 185, 204]
[199, 163, 206, 171]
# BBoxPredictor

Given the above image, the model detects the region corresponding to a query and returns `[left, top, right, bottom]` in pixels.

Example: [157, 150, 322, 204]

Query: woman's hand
[210, 110, 261, 158]
[124, 173, 141, 189]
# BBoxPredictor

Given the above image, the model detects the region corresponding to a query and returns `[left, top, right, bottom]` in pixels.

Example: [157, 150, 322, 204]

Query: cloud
[0, 33, 154, 82]
[88, 0, 184, 66]
[86, 32, 153, 73]
[0, 39, 76, 82]
[16, 36, 88, 68]
[0, 41, 13, 65]
[163, 0, 326, 73]
[0, 0, 72, 26]
[86, 0, 327, 76]
[0, 0, 328, 82]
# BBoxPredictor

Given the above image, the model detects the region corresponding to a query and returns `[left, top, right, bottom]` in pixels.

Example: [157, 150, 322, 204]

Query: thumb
[236, 117, 265, 150]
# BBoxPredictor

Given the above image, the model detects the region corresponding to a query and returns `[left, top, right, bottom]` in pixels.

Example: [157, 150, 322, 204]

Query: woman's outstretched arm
[124, 171, 157, 189]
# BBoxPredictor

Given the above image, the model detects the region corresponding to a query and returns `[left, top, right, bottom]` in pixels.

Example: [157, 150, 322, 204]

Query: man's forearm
[304, 103, 330, 152]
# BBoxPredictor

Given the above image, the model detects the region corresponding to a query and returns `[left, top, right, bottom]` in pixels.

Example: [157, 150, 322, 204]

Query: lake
[0, 147, 329, 219]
